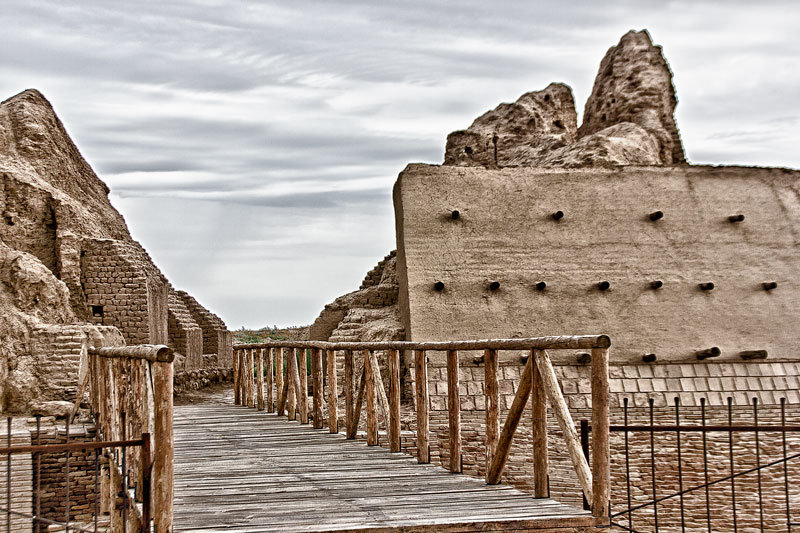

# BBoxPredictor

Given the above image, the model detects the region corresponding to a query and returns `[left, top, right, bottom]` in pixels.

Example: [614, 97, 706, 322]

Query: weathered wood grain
[172, 401, 594, 532]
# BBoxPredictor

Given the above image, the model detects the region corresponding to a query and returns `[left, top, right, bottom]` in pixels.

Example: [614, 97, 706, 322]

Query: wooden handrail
[85, 344, 174, 531]
[233, 336, 611, 523]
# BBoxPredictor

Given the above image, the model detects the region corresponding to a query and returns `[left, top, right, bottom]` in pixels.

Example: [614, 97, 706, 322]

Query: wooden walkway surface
[173, 403, 595, 532]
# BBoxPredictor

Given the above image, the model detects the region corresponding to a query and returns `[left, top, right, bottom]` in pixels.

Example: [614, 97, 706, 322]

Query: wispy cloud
[3, 0, 798, 327]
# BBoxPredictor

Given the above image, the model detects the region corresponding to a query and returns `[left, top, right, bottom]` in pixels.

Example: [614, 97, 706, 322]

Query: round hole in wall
[699, 282, 715, 291]
[544, 94, 550, 102]
[728, 214, 745, 223]
[597, 281, 610, 291]
[535, 281, 547, 291]
[553, 120, 564, 129]
[464, 146, 473, 155]
[450, 210, 460, 220]
[763, 281, 778, 291]
[649, 210, 664, 221]
[551, 210, 564, 221]
[434, 281, 445, 292]
[650, 280, 663, 289]
[576, 352, 591, 365]
[642, 353, 657, 363]
[489, 281, 500, 291]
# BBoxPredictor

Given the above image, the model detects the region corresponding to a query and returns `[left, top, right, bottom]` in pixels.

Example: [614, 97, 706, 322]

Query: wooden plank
[266, 348, 275, 413]
[447, 349, 461, 473]
[414, 349, 429, 464]
[484, 348, 498, 483]
[531, 349, 548, 498]
[256, 348, 265, 411]
[591, 346, 610, 519]
[171, 400, 593, 533]
[534, 349, 593, 504]
[298, 348, 309, 424]
[388, 348, 401, 452]
[365, 350, 378, 445]
[312, 348, 324, 429]
[327, 349, 338, 433]
[486, 354, 533, 484]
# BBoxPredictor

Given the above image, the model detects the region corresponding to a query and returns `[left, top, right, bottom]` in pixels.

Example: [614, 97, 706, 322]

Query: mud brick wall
[176, 290, 227, 356]
[168, 289, 203, 370]
[33, 423, 98, 532]
[0, 421, 32, 533]
[29, 325, 85, 402]
[399, 359, 800, 532]
[80, 238, 154, 345]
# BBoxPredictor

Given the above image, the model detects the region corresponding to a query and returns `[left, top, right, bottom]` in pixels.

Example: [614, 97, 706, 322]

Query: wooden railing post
[266, 348, 275, 412]
[486, 354, 533, 484]
[276, 347, 285, 415]
[256, 348, 265, 411]
[534, 349, 593, 504]
[248, 348, 256, 408]
[591, 346, 610, 520]
[365, 350, 378, 445]
[414, 349, 429, 464]
[233, 349, 241, 405]
[152, 359, 174, 533]
[447, 349, 461, 473]
[531, 349, 548, 498]
[237, 350, 246, 407]
[298, 348, 309, 424]
[388, 349, 401, 452]
[344, 350, 354, 438]
[484, 348, 499, 482]
[312, 348, 324, 429]
[287, 348, 298, 420]
[327, 349, 339, 433]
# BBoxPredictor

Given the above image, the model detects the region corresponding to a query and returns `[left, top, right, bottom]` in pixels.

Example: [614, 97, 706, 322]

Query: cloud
[3, 0, 799, 327]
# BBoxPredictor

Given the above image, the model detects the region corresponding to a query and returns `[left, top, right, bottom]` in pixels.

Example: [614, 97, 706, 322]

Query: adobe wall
[176, 290, 231, 363]
[394, 163, 800, 364]
[168, 290, 203, 370]
[80, 238, 165, 345]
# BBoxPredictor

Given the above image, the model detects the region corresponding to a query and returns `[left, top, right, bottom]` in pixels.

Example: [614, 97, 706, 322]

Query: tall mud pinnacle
[443, 29, 686, 168]
[579, 29, 686, 165]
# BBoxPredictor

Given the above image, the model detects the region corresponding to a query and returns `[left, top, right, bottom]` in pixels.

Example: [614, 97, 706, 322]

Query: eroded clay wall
[394, 164, 800, 363]
[80, 238, 167, 345]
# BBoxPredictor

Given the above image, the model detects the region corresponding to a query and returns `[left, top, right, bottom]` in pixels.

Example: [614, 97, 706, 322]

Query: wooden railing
[81, 344, 174, 532]
[232, 335, 611, 521]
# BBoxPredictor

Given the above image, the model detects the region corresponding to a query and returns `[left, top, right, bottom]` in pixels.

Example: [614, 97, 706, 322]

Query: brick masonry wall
[0, 421, 32, 533]
[32, 423, 99, 532]
[176, 290, 227, 356]
[168, 289, 203, 370]
[29, 325, 85, 402]
[80, 238, 152, 345]
[399, 359, 800, 533]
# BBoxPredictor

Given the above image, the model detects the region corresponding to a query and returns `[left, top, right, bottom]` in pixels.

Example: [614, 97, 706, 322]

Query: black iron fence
[582, 396, 799, 533]
[0, 415, 151, 533]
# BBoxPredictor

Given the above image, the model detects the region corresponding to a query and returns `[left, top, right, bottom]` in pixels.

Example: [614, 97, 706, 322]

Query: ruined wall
[176, 290, 228, 357]
[168, 290, 203, 370]
[394, 164, 800, 364]
[80, 238, 163, 345]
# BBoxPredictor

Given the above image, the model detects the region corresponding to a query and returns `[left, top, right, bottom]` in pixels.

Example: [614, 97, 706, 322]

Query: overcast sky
[3, 1, 798, 328]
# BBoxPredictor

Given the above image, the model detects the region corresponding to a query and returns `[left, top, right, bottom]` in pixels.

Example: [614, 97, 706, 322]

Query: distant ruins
[0, 89, 232, 414]
[310, 30, 800, 528]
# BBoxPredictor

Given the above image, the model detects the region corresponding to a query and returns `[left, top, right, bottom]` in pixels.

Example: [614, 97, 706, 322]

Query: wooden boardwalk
[173, 402, 595, 532]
